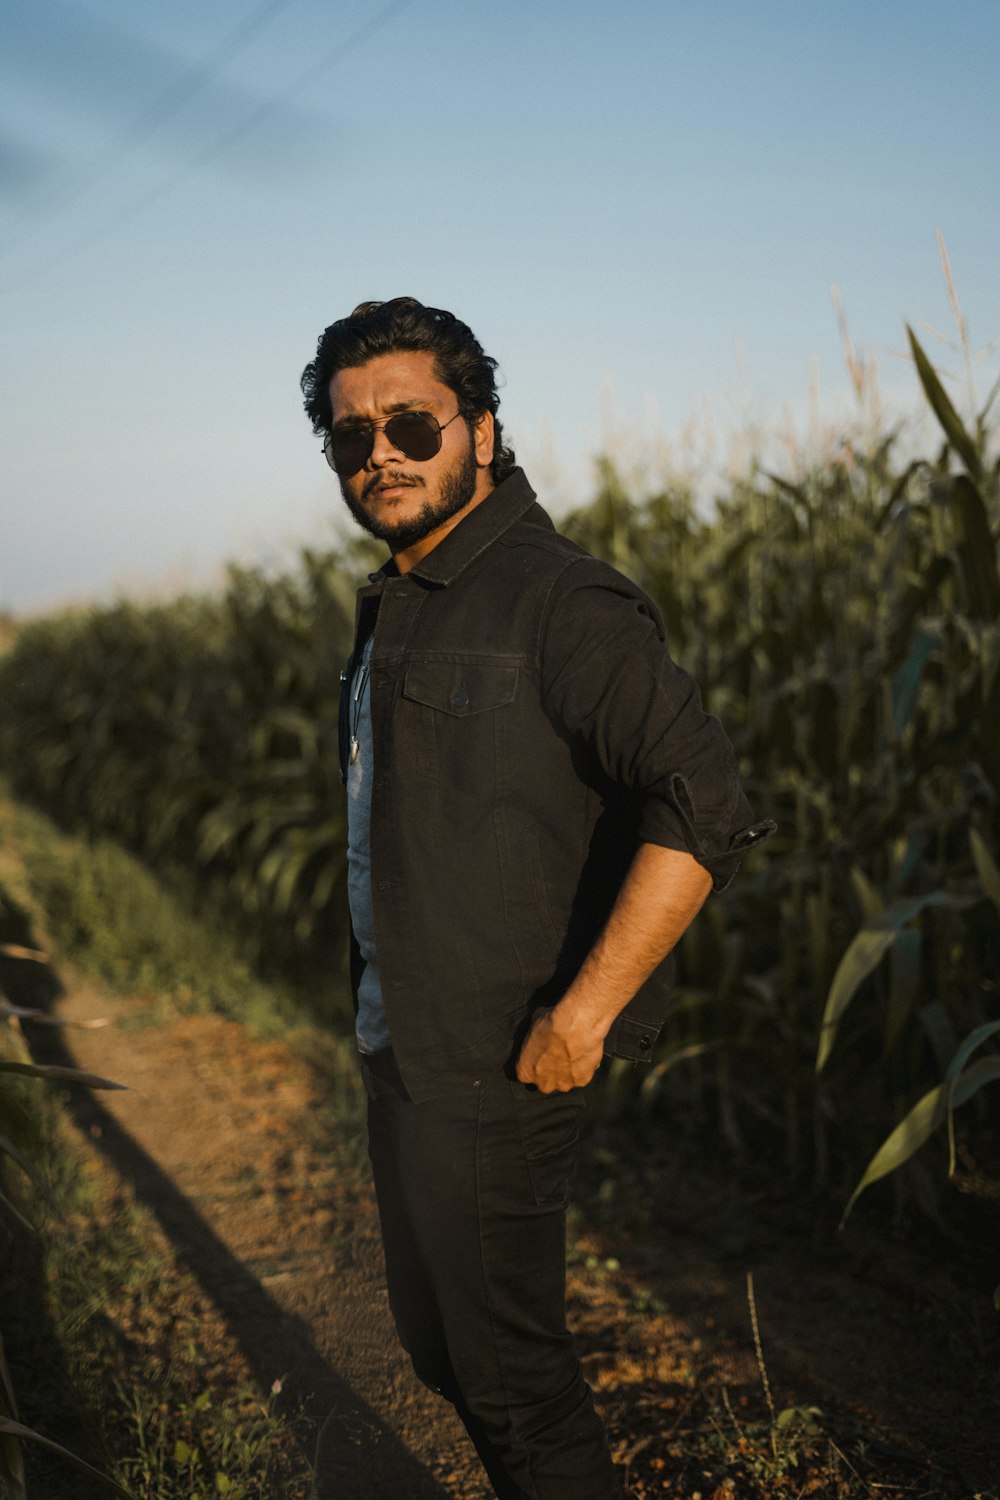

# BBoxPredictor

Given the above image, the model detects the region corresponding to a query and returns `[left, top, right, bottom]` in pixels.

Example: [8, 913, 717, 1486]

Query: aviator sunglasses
[324, 410, 462, 477]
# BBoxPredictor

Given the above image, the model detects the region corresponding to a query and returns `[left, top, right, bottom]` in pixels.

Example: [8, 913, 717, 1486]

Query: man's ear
[473, 409, 495, 469]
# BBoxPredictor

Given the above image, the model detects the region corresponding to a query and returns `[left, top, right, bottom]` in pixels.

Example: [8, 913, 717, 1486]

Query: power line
[0, 0, 419, 297]
[1, 0, 303, 258]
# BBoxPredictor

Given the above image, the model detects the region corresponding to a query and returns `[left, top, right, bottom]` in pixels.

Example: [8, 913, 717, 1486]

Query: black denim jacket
[339, 468, 772, 1101]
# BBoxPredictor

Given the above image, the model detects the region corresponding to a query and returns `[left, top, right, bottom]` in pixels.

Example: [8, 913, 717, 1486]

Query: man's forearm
[558, 842, 711, 1039]
[516, 843, 712, 1091]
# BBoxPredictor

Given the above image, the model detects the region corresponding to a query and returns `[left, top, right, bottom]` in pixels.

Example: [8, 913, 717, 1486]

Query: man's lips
[363, 476, 422, 501]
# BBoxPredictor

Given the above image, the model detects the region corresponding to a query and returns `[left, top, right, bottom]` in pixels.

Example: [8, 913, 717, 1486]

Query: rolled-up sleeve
[539, 557, 772, 891]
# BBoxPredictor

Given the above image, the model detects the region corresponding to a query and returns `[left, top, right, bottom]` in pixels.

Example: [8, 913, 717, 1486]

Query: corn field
[1, 328, 998, 1219]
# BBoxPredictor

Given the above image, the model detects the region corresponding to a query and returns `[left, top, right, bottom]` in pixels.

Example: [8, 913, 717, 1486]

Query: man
[300, 299, 771, 1499]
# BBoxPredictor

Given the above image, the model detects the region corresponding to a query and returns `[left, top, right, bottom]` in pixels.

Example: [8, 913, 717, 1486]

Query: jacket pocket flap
[402, 662, 518, 716]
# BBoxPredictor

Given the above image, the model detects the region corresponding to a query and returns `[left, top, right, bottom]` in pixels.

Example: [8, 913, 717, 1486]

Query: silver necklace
[349, 641, 372, 765]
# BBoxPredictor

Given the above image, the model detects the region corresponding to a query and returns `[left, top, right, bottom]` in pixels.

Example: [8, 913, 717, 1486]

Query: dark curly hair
[300, 297, 516, 483]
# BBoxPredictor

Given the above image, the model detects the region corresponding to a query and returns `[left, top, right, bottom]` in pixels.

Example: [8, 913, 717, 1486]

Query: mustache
[362, 471, 424, 500]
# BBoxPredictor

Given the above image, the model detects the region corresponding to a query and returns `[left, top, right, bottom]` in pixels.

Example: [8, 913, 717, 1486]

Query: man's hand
[515, 845, 713, 1094]
[515, 1005, 605, 1092]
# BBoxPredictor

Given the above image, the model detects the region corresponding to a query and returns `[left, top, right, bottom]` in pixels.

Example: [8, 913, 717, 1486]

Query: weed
[109, 1374, 307, 1500]
[746, 1271, 778, 1452]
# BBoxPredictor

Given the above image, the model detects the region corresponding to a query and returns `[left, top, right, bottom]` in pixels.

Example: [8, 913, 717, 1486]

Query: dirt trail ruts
[54, 985, 486, 1499]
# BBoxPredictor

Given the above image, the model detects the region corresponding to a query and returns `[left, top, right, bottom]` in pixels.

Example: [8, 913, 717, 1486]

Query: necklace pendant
[349, 737, 360, 764]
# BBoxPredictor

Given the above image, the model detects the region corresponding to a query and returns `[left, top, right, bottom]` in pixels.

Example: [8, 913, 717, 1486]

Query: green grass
[3, 786, 327, 1041]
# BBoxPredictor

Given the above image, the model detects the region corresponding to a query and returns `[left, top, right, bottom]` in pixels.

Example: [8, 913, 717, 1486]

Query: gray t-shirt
[346, 631, 390, 1053]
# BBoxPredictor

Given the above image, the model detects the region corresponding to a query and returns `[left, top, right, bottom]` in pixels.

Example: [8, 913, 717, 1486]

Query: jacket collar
[370, 468, 546, 589]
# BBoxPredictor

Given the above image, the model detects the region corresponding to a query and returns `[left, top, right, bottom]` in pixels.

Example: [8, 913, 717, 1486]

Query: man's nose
[368, 424, 405, 467]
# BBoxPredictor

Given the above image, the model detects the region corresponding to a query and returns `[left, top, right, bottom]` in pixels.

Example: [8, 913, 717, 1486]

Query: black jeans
[362, 1049, 623, 1500]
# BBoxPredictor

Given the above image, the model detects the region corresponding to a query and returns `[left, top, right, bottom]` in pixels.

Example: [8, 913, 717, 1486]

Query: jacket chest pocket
[399, 662, 519, 798]
[401, 661, 518, 717]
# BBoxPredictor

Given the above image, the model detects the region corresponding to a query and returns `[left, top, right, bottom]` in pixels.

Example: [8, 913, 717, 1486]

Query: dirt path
[42, 974, 1000, 1500]
[52, 983, 489, 1498]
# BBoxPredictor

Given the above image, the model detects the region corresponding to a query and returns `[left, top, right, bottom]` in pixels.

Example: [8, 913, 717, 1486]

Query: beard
[341, 441, 479, 552]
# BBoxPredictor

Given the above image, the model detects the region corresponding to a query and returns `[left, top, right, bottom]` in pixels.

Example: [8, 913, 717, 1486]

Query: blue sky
[2, 0, 998, 614]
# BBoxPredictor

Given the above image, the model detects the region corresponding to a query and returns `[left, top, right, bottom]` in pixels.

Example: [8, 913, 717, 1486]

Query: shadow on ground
[0, 891, 452, 1500]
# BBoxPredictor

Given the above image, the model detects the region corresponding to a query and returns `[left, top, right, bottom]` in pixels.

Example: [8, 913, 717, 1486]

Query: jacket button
[638, 1035, 652, 1051]
[451, 688, 469, 709]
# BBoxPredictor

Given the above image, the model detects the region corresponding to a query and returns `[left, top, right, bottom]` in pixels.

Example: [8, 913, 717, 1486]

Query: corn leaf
[0, 1061, 126, 1090]
[0, 1187, 35, 1235]
[639, 1041, 721, 1099]
[906, 325, 982, 478]
[947, 1054, 1000, 1174]
[943, 1019, 1000, 1172]
[943, 1017, 1000, 1092]
[817, 892, 970, 1073]
[891, 628, 936, 734]
[0, 1003, 108, 1029]
[0, 1332, 26, 1500]
[891, 832, 925, 889]
[874, 459, 925, 531]
[0, 1432, 26, 1500]
[765, 474, 810, 509]
[949, 476, 1000, 620]
[875, 892, 971, 929]
[0, 1329, 19, 1419]
[970, 828, 1000, 913]
[843, 1026, 1000, 1224]
[848, 866, 884, 922]
[0, 1443, 26, 1500]
[817, 929, 897, 1074]
[307, 853, 343, 915]
[919, 1002, 958, 1071]
[840, 1084, 945, 1226]
[886, 930, 921, 1054]
[885, 555, 952, 669]
[0, 1418, 136, 1497]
